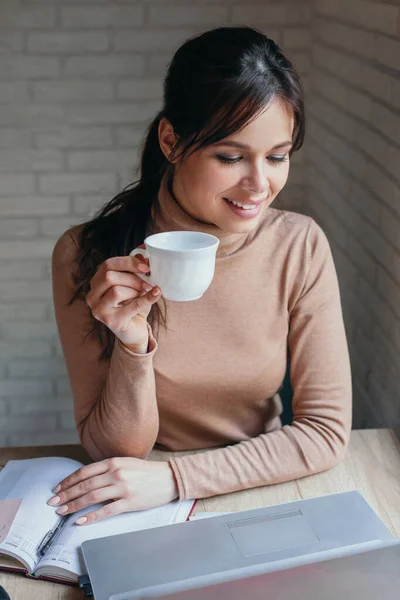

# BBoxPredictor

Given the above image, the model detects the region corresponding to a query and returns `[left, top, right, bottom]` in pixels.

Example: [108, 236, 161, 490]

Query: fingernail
[152, 287, 161, 296]
[56, 505, 68, 515]
[138, 263, 149, 273]
[142, 283, 152, 292]
[76, 516, 87, 525]
[48, 495, 60, 506]
[53, 485, 61, 494]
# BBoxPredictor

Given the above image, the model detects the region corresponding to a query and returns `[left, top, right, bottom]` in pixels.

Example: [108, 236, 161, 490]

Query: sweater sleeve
[169, 220, 352, 500]
[52, 229, 160, 461]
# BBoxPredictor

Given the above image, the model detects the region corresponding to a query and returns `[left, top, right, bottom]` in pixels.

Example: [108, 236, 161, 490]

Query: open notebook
[0, 457, 195, 585]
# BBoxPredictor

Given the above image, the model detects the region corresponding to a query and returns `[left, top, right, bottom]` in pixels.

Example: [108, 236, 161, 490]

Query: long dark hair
[70, 26, 305, 360]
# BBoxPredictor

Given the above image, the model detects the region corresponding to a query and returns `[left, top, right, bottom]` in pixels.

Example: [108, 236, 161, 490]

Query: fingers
[87, 270, 151, 309]
[54, 485, 121, 518]
[115, 287, 161, 325]
[75, 500, 128, 525]
[48, 459, 132, 524]
[90, 286, 160, 329]
[133, 252, 150, 268]
[53, 459, 116, 494]
[98, 256, 150, 279]
[48, 473, 113, 507]
[97, 283, 147, 310]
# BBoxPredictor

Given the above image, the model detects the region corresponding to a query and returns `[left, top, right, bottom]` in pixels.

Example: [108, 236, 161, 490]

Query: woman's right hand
[86, 253, 161, 352]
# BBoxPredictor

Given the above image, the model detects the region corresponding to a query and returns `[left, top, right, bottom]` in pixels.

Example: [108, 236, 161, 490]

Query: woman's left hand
[47, 457, 179, 525]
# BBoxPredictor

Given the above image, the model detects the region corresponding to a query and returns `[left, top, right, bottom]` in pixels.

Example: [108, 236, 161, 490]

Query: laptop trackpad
[227, 509, 319, 557]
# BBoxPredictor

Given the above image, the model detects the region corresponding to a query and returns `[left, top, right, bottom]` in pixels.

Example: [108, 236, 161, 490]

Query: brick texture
[307, 0, 400, 428]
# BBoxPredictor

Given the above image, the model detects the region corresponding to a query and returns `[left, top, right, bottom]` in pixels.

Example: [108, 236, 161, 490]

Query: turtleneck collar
[149, 174, 252, 257]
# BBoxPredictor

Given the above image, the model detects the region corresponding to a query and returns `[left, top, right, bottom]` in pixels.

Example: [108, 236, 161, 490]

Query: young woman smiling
[50, 27, 352, 525]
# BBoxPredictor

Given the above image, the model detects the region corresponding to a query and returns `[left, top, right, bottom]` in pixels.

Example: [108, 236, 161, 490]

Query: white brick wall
[307, 0, 400, 428]
[0, 0, 311, 447]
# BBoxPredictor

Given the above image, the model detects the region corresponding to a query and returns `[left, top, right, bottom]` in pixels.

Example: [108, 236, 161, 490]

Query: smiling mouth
[224, 198, 261, 210]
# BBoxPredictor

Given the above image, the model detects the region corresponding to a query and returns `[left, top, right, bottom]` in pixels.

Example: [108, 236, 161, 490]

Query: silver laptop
[81, 491, 396, 600]
[150, 542, 400, 600]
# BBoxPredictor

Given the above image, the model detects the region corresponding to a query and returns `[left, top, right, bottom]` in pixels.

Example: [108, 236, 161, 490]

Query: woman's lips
[223, 197, 263, 219]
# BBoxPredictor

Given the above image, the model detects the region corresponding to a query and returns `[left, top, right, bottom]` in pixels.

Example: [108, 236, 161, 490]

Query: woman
[50, 27, 352, 525]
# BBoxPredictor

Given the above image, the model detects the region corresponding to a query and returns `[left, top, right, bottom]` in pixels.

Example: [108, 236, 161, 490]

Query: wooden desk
[1, 428, 400, 600]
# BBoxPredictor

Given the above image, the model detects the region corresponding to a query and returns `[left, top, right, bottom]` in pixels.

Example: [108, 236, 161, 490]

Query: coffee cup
[130, 231, 220, 301]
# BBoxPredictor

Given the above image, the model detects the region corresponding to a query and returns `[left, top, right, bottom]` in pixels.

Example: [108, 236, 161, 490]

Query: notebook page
[0, 457, 83, 572]
[37, 499, 195, 577]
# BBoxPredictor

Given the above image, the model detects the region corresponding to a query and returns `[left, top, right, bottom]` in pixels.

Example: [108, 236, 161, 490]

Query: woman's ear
[158, 117, 179, 163]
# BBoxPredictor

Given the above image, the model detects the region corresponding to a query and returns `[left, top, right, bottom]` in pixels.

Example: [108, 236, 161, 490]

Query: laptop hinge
[78, 574, 94, 598]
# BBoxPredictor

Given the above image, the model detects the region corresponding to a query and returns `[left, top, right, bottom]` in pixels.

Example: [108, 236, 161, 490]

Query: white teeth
[226, 198, 257, 210]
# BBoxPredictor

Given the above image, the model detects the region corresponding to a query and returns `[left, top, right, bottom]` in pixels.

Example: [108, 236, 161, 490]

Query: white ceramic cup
[130, 231, 220, 301]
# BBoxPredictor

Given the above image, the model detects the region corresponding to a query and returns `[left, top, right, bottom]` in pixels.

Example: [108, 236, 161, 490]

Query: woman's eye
[216, 154, 289, 165]
[216, 155, 242, 164]
[268, 155, 288, 164]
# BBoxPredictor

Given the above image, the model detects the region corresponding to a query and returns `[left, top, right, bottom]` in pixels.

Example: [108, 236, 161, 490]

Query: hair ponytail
[69, 112, 169, 360]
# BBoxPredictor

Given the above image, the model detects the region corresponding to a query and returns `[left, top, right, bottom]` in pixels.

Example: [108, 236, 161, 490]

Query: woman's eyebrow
[213, 140, 293, 150]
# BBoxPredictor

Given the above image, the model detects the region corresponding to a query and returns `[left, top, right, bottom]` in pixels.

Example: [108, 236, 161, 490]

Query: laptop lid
[82, 491, 394, 600]
[140, 541, 400, 600]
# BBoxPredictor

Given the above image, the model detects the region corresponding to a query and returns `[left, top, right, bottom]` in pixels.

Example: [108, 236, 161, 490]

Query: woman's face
[160, 97, 294, 234]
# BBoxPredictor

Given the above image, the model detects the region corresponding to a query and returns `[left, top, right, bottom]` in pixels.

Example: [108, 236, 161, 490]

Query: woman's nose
[241, 163, 270, 195]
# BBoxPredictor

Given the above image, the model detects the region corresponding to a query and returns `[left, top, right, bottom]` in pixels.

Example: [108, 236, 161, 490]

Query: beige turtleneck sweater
[52, 179, 352, 500]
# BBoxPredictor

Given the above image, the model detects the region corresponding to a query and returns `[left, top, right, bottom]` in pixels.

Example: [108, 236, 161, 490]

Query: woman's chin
[218, 202, 266, 233]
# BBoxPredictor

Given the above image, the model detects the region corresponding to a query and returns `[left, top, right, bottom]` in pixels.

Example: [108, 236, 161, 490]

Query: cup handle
[129, 246, 153, 285]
